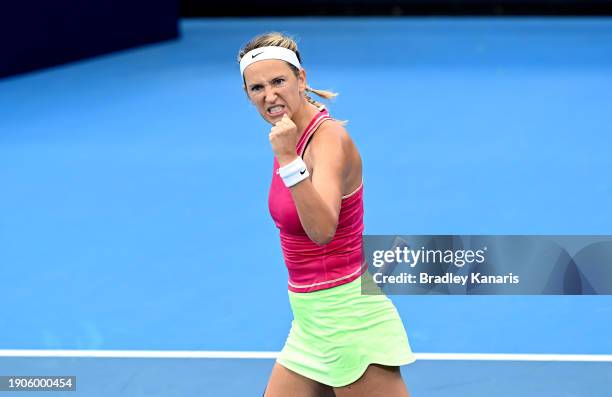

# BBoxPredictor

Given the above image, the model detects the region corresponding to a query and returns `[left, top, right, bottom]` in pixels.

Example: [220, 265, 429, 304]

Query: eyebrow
[248, 75, 288, 89]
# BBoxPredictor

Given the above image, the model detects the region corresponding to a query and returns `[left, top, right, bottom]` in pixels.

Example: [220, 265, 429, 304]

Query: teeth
[269, 106, 283, 113]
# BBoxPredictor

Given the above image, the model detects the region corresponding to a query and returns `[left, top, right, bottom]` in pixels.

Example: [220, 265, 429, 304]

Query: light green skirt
[276, 275, 416, 387]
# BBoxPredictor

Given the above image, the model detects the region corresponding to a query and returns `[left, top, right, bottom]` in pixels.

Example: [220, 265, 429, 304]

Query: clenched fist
[269, 113, 299, 166]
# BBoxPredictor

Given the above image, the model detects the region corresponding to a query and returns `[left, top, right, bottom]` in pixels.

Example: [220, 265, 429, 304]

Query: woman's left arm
[269, 115, 347, 245]
[284, 124, 347, 245]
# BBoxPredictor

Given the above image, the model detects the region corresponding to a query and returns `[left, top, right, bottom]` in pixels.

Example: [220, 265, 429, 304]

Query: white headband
[240, 46, 301, 77]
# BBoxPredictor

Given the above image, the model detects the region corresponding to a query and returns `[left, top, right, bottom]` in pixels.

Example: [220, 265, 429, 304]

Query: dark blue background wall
[1, 0, 179, 78]
[181, 0, 612, 16]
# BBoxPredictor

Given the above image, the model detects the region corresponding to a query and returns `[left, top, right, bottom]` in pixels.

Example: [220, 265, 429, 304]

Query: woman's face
[243, 59, 306, 125]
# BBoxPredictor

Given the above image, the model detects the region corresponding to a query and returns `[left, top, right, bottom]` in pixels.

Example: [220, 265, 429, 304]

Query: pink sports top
[268, 108, 365, 293]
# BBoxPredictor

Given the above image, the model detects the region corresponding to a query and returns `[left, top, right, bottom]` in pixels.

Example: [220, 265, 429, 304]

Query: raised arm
[270, 116, 347, 245]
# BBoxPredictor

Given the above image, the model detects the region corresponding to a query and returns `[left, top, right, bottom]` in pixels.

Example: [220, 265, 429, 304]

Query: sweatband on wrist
[277, 157, 309, 187]
[240, 46, 301, 77]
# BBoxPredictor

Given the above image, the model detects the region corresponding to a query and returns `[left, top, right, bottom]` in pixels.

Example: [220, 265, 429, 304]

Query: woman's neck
[293, 101, 321, 139]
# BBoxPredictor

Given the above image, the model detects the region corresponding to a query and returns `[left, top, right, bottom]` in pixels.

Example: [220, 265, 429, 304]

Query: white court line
[0, 350, 611, 362]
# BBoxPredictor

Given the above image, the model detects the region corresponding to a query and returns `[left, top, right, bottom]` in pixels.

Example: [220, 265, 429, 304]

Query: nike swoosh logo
[300, 169, 306, 175]
[252, 52, 264, 59]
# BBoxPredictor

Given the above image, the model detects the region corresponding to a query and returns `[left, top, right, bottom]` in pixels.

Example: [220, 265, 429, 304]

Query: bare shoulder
[307, 119, 362, 194]
[308, 119, 354, 157]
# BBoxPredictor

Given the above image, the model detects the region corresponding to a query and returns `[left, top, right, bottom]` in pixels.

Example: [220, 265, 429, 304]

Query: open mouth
[267, 105, 285, 116]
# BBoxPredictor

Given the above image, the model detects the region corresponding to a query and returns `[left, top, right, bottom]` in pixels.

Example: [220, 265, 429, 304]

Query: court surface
[1, 17, 611, 395]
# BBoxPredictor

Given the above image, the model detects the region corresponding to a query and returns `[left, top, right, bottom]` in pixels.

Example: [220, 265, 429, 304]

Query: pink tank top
[268, 108, 366, 293]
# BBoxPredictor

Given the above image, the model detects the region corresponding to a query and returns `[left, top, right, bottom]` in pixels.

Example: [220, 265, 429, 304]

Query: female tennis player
[238, 32, 415, 397]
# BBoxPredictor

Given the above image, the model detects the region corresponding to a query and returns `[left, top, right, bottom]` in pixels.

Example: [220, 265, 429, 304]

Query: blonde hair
[237, 32, 338, 109]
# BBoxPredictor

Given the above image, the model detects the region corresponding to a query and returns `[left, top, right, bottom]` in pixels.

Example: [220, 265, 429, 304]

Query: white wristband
[277, 157, 310, 187]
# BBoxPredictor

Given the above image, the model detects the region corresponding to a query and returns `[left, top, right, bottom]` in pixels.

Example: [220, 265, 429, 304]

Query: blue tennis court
[1, 17, 611, 395]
